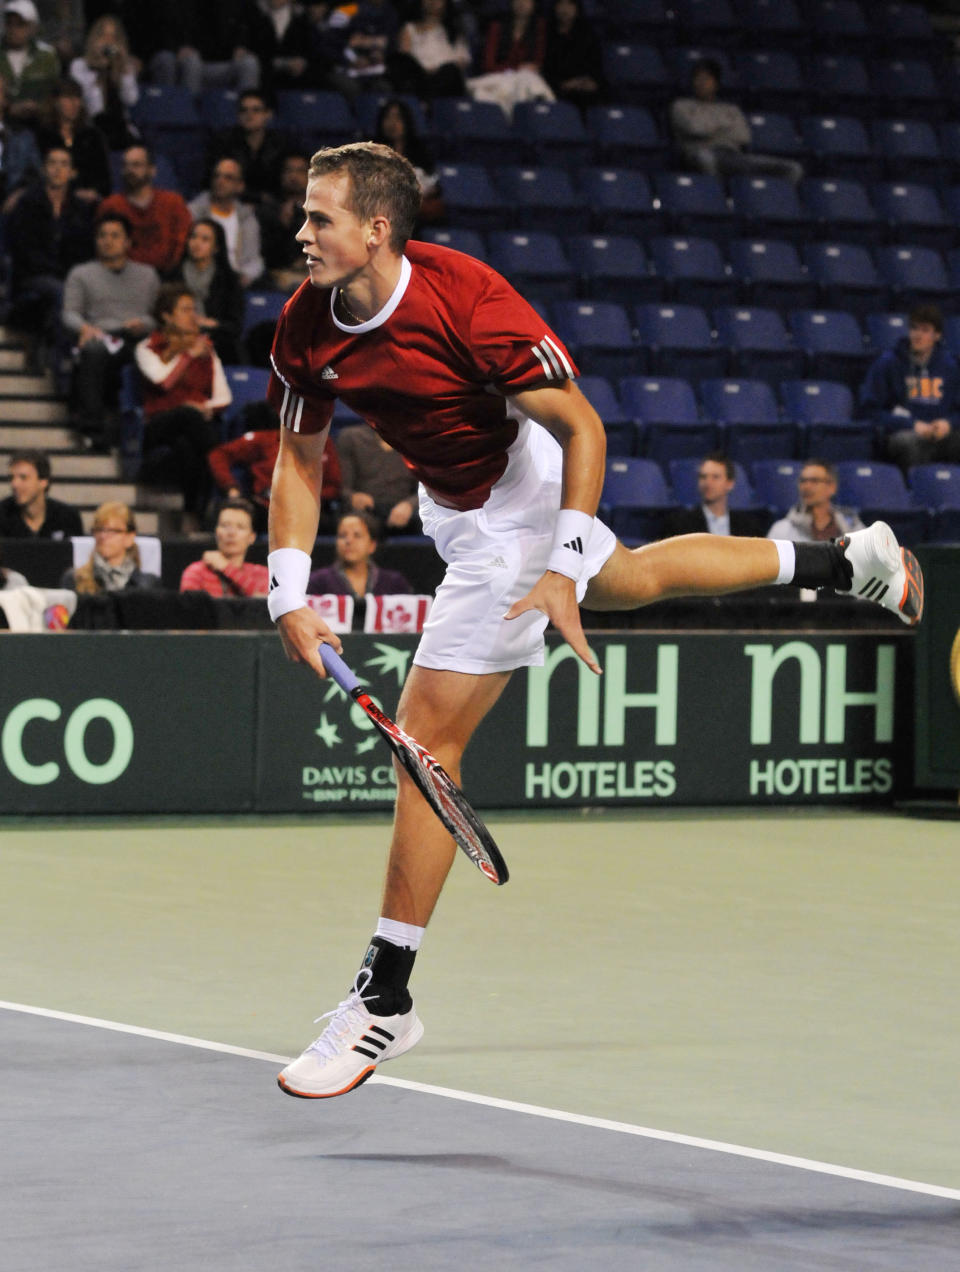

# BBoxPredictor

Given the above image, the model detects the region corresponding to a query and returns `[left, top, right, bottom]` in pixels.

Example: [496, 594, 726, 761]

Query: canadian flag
[363, 594, 433, 633]
[305, 593, 354, 632]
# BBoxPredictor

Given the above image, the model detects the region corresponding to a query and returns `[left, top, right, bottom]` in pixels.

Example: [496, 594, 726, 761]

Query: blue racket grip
[318, 643, 360, 694]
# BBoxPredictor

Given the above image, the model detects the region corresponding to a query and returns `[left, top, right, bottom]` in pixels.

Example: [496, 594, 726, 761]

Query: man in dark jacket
[859, 303, 960, 471]
[662, 453, 768, 538]
[0, 449, 82, 539]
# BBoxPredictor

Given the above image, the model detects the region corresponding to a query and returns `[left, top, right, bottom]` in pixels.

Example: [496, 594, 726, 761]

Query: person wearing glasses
[60, 501, 160, 593]
[766, 460, 863, 542]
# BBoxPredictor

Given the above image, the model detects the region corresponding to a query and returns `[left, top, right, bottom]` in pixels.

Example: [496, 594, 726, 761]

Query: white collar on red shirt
[330, 255, 412, 334]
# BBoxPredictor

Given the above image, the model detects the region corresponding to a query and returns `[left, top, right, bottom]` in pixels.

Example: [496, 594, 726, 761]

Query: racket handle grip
[318, 643, 360, 693]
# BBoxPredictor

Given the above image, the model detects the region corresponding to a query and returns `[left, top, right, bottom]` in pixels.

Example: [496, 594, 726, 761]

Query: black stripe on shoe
[369, 1026, 396, 1041]
[352, 1044, 381, 1060]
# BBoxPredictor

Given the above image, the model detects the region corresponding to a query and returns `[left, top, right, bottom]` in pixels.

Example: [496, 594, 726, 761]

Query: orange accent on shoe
[276, 1066, 375, 1099]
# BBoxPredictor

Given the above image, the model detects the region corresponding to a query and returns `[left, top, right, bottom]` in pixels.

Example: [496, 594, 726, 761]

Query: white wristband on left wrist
[267, 547, 312, 621]
[546, 509, 595, 582]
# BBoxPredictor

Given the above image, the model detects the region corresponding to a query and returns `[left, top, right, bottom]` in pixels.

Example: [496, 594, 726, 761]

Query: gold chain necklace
[338, 289, 366, 325]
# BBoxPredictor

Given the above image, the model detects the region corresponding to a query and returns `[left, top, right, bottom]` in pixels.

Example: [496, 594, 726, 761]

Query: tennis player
[267, 142, 923, 1098]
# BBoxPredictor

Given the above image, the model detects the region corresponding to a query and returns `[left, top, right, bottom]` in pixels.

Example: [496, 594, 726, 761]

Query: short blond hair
[308, 142, 421, 252]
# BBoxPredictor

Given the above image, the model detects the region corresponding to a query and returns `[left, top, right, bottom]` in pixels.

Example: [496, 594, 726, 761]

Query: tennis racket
[319, 644, 509, 886]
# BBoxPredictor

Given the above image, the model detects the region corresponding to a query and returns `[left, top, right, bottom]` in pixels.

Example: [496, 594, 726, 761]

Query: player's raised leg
[278, 665, 511, 1098]
[584, 523, 923, 626]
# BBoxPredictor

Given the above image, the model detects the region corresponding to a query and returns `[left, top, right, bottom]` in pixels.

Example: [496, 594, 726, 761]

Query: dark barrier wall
[0, 631, 912, 814]
[913, 546, 960, 792]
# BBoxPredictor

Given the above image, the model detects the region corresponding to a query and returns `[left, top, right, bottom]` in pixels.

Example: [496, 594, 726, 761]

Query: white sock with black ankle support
[375, 917, 425, 950]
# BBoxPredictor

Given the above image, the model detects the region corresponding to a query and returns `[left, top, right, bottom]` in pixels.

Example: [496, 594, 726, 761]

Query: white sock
[376, 917, 425, 950]
[772, 539, 796, 585]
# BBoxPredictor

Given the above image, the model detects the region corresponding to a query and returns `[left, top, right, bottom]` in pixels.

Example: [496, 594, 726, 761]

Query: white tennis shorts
[414, 421, 617, 674]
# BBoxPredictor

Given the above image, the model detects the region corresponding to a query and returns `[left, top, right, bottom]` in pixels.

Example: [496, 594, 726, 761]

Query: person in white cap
[0, 0, 59, 125]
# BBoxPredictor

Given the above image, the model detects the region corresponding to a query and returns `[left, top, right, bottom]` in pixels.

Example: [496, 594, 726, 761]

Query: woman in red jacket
[135, 282, 231, 527]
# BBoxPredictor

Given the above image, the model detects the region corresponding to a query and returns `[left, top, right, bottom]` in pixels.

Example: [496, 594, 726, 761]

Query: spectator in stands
[206, 89, 287, 207]
[662, 453, 769, 538]
[98, 143, 193, 276]
[188, 155, 265, 287]
[171, 217, 244, 365]
[35, 76, 111, 199]
[248, 0, 321, 95]
[336, 421, 420, 533]
[0, 72, 41, 206]
[373, 96, 442, 222]
[67, 12, 138, 149]
[393, 0, 471, 100]
[859, 303, 960, 473]
[481, 0, 546, 75]
[0, 0, 59, 126]
[542, 0, 603, 115]
[149, 3, 260, 97]
[207, 401, 341, 535]
[767, 459, 863, 542]
[670, 58, 803, 185]
[135, 282, 231, 526]
[60, 500, 160, 593]
[179, 497, 269, 597]
[0, 448, 82, 538]
[322, 0, 397, 102]
[6, 142, 95, 371]
[62, 210, 159, 452]
[258, 150, 311, 290]
[307, 509, 412, 599]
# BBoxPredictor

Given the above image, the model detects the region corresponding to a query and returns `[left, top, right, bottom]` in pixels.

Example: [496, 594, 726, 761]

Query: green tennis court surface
[2, 808, 958, 1267]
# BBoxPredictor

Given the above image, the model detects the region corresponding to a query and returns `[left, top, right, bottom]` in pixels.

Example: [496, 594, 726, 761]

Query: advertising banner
[255, 631, 913, 811]
[0, 635, 256, 814]
[913, 546, 960, 791]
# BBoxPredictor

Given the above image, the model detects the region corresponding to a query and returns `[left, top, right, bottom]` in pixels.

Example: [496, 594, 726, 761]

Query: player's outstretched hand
[277, 607, 343, 679]
[504, 571, 601, 675]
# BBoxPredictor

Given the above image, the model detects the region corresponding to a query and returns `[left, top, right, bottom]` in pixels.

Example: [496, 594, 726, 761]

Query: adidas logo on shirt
[562, 537, 584, 554]
[321, 364, 338, 380]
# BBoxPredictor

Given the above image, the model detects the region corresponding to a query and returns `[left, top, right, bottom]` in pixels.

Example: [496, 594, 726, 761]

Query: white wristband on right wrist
[267, 547, 312, 622]
[546, 509, 595, 582]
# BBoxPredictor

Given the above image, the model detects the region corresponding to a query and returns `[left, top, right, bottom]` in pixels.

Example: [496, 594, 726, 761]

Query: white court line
[4, 999, 960, 1204]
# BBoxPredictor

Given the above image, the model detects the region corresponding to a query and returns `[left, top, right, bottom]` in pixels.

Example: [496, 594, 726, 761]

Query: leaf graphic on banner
[366, 642, 411, 684]
[355, 736, 378, 755]
[314, 715, 342, 747]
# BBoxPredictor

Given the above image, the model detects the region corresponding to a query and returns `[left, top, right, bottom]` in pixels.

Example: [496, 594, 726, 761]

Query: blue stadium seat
[222, 366, 272, 439]
[808, 0, 873, 52]
[654, 173, 735, 242]
[430, 97, 523, 164]
[131, 85, 201, 130]
[909, 464, 960, 509]
[197, 89, 239, 130]
[807, 54, 874, 117]
[877, 1, 936, 52]
[242, 290, 289, 339]
[700, 378, 796, 462]
[634, 303, 727, 385]
[736, 0, 806, 50]
[780, 379, 875, 460]
[872, 119, 943, 183]
[729, 176, 809, 243]
[487, 231, 577, 301]
[552, 300, 641, 380]
[801, 178, 883, 245]
[745, 112, 808, 167]
[939, 123, 960, 181]
[599, 457, 673, 540]
[714, 306, 805, 385]
[353, 92, 428, 138]
[802, 243, 888, 318]
[495, 165, 586, 234]
[568, 234, 662, 304]
[585, 105, 666, 170]
[599, 0, 673, 41]
[417, 227, 488, 261]
[800, 115, 880, 183]
[871, 58, 944, 120]
[871, 182, 953, 252]
[578, 167, 660, 237]
[602, 41, 672, 107]
[437, 163, 501, 231]
[736, 50, 806, 112]
[513, 100, 591, 168]
[672, 0, 740, 44]
[788, 309, 871, 388]
[619, 375, 712, 460]
[648, 236, 739, 309]
[942, 314, 960, 359]
[669, 458, 756, 509]
[875, 245, 954, 307]
[835, 463, 923, 542]
[750, 459, 804, 514]
[577, 375, 635, 455]
[727, 238, 818, 309]
[276, 90, 357, 147]
[865, 312, 909, 352]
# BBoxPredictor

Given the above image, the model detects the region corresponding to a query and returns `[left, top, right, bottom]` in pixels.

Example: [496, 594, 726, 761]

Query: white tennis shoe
[838, 520, 924, 626]
[277, 972, 424, 1099]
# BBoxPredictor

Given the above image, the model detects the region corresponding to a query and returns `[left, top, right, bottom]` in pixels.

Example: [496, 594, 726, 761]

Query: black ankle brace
[356, 936, 416, 1015]
[792, 541, 854, 592]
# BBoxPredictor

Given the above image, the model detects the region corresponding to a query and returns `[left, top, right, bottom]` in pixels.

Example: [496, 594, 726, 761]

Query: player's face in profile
[297, 174, 373, 289]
